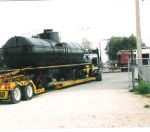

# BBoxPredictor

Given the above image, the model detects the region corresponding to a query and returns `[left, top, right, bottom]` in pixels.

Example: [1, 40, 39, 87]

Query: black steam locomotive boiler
[3, 29, 85, 68]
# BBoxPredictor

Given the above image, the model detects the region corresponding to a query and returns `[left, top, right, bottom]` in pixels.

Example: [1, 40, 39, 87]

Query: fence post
[131, 49, 135, 90]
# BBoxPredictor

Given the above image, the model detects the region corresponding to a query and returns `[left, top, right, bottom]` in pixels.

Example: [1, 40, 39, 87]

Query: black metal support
[131, 49, 135, 90]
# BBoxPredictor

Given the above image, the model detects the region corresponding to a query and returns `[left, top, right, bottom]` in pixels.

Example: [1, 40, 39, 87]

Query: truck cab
[83, 48, 102, 81]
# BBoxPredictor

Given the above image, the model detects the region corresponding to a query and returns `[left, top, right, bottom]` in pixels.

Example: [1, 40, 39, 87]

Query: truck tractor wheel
[95, 73, 102, 81]
[22, 83, 34, 100]
[56, 75, 61, 81]
[10, 85, 22, 104]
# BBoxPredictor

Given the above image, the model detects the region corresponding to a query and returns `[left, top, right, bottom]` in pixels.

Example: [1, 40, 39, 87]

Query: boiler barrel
[3, 36, 84, 68]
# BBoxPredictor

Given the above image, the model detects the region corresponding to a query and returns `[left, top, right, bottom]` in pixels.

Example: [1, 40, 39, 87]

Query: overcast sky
[0, 0, 150, 62]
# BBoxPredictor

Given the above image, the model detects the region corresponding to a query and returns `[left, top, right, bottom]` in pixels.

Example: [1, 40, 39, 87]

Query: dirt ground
[0, 72, 150, 129]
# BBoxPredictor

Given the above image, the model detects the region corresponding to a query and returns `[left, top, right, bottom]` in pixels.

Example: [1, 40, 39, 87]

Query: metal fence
[128, 58, 150, 89]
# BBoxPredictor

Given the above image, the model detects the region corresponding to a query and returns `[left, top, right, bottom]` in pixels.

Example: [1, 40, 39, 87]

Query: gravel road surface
[0, 72, 150, 129]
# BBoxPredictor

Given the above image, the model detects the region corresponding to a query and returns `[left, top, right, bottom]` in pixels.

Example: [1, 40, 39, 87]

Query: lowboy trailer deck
[0, 63, 101, 104]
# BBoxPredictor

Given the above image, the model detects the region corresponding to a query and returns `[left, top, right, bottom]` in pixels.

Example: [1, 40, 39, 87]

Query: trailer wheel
[10, 85, 22, 104]
[22, 83, 34, 100]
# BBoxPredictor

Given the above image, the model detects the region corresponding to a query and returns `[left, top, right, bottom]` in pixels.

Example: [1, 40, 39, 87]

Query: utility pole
[99, 42, 102, 62]
[135, 0, 142, 79]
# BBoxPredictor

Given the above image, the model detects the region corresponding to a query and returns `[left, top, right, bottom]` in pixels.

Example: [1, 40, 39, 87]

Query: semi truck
[0, 29, 102, 104]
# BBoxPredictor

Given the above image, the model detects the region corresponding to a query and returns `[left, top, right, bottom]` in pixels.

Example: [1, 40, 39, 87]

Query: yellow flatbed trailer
[0, 75, 96, 103]
[0, 62, 101, 104]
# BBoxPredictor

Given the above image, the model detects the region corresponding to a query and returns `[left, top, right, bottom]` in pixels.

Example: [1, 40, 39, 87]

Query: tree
[105, 35, 139, 61]
[81, 38, 92, 49]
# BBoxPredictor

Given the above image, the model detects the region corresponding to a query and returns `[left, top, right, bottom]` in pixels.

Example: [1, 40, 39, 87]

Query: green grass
[129, 89, 134, 92]
[135, 81, 150, 95]
[144, 104, 150, 108]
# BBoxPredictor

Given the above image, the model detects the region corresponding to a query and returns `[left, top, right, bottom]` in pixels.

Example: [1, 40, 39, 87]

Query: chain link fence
[128, 58, 150, 89]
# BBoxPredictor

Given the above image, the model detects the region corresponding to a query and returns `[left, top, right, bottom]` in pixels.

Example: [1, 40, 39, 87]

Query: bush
[135, 81, 150, 95]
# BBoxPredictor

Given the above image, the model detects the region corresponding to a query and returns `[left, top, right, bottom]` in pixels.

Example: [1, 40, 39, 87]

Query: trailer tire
[10, 85, 22, 104]
[22, 83, 34, 100]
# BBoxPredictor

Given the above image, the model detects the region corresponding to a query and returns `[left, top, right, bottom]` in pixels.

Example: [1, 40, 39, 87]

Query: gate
[128, 58, 150, 89]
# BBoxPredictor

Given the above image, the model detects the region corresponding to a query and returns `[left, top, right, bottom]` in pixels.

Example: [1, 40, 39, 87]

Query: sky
[0, 0, 150, 62]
